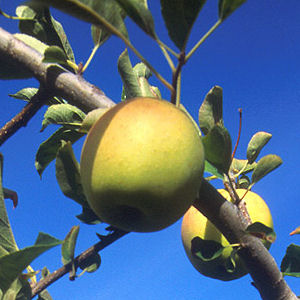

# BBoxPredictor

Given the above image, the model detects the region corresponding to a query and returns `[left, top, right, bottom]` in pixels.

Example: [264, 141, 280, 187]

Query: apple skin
[181, 189, 274, 281]
[80, 97, 205, 232]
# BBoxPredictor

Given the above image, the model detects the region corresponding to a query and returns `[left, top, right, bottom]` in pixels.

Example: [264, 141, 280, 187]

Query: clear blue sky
[1, 1, 300, 299]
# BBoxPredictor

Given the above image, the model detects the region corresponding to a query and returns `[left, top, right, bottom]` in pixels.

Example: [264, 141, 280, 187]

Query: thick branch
[194, 181, 297, 300]
[0, 26, 296, 300]
[0, 27, 115, 113]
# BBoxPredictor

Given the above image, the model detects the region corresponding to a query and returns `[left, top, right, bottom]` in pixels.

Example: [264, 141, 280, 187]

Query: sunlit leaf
[202, 124, 232, 174]
[0, 233, 62, 294]
[33, 0, 128, 39]
[62, 226, 80, 265]
[161, 0, 206, 49]
[204, 160, 224, 179]
[0, 154, 18, 254]
[115, 0, 156, 38]
[41, 103, 86, 131]
[247, 131, 272, 164]
[43, 45, 69, 66]
[55, 141, 87, 206]
[251, 154, 282, 184]
[199, 86, 223, 135]
[281, 244, 300, 277]
[230, 158, 256, 175]
[2, 277, 31, 300]
[79, 108, 110, 133]
[35, 127, 84, 176]
[218, 0, 247, 21]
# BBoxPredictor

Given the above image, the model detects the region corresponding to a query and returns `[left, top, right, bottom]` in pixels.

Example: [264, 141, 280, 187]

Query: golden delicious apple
[181, 189, 274, 280]
[80, 97, 205, 232]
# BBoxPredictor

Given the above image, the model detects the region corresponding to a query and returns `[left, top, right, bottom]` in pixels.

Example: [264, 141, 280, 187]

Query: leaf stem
[82, 43, 100, 73]
[186, 19, 222, 62]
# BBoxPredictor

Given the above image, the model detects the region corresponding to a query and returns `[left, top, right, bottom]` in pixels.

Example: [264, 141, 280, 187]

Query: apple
[181, 189, 274, 280]
[80, 97, 205, 232]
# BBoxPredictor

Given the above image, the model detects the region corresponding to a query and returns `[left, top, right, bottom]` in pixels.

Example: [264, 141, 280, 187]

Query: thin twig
[171, 51, 186, 105]
[31, 229, 128, 298]
[231, 108, 243, 160]
[0, 87, 53, 147]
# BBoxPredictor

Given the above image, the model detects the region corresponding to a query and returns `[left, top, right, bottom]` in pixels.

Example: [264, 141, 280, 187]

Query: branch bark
[0, 27, 297, 300]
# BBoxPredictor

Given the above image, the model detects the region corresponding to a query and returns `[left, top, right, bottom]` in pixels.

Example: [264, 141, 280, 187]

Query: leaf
[247, 131, 272, 164]
[79, 253, 101, 274]
[41, 103, 86, 131]
[79, 108, 110, 133]
[62, 226, 80, 265]
[55, 141, 88, 206]
[202, 125, 232, 174]
[2, 277, 32, 300]
[14, 33, 48, 54]
[204, 160, 224, 179]
[32, 0, 128, 39]
[251, 154, 283, 184]
[290, 226, 300, 236]
[37, 289, 53, 300]
[0, 154, 19, 254]
[35, 127, 84, 176]
[17, 3, 75, 63]
[246, 222, 276, 244]
[230, 158, 256, 175]
[76, 206, 101, 225]
[43, 45, 69, 65]
[237, 175, 250, 189]
[191, 236, 224, 261]
[161, 0, 206, 49]
[118, 49, 143, 99]
[115, 0, 156, 38]
[281, 244, 300, 277]
[9, 88, 62, 105]
[199, 86, 223, 135]
[218, 0, 247, 21]
[0, 233, 62, 294]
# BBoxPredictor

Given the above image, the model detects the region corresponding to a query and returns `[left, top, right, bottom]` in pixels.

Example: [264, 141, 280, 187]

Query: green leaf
[204, 160, 224, 179]
[0, 154, 18, 254]
[230, 158, 256, 175]
[17, 3, 75, 63]
[43, 45, 69, 66]
[251, 154, 283, 184]
[35, 127, 84, 176]
[37, 289, 53, 300]
[218, 0, 247, 21]
[41, 104, 86, 131]
[247, 131, 272, 164]
[115, 0, 156, 38]
[79, 108, 110, 133]
[9, 88, 62, 105]
[76, 206, 101, 225]
[33, 0, 128, 39]
[202, 125, 232, 174]
[14, 33, 48, 54]
[281, 244, 300, 277]
[55, 141, 88, 206]
[79, 253, 101, 274]
[2, 277, 32, 300]
[199, 86, 223, 135]
[246, 222, 276, 244]
[237, 175, 250, 189]
[62, 226, 80, 265]
[118, 49, 143, 99]
[191, 236, 224, 261]
[161, 0, 206, 49]
[0, 233, 62, 294]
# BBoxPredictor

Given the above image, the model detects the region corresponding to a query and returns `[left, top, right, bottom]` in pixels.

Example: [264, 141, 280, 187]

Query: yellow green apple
[181, 189, 274, 280]
[80, 97, 205, 232]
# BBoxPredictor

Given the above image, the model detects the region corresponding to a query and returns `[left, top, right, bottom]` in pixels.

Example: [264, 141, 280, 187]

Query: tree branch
[194, 181, 297, 300]
[0, 27, 297, 300]
[0, 27, 115, 113]
[31, 229, 128, 298]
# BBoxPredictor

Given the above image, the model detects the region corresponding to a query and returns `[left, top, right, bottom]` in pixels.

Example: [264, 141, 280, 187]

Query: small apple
[181, 189, 274, 280]
[80, 97, 205, 232]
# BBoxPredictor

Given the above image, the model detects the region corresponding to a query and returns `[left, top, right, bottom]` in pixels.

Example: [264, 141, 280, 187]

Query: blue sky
[1, 1, 300, 299]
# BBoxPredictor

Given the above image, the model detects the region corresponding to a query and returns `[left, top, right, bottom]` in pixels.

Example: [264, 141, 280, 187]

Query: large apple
[80, 97, 205, 232]
[181, 189, 274, 280]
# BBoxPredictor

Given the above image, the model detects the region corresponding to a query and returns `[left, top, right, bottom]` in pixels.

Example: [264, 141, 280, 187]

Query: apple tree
[0, 1, 299, 299]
